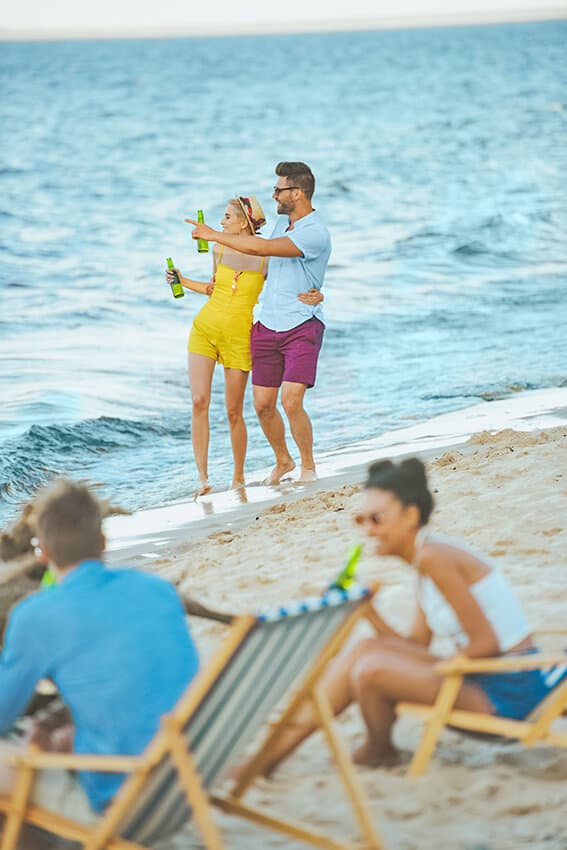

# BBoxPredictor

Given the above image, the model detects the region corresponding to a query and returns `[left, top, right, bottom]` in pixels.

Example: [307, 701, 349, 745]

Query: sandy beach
[120, 424, 567, 850]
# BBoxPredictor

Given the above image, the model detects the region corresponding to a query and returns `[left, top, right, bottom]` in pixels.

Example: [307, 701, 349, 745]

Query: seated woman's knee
[350, 646, 395, 691]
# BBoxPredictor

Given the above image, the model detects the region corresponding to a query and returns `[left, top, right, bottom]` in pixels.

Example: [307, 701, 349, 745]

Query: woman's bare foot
[230, 477, 245, 490]
[228, 754, 277, 785]
[351, 742, 401, 768]
[264, 458, 296, 485]
[194, 480, 212, 499]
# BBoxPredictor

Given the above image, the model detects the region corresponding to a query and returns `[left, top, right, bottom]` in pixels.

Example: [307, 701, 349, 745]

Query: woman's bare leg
[246, 635, 493, 775]
[240, 638, 375, 778]
[224, 368, 249, 488]
[350, 642, 494, 766]
[189, 353, 216, 493]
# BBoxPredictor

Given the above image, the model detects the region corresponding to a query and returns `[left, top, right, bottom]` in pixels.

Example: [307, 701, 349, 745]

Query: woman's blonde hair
[228, 199, 255, 234]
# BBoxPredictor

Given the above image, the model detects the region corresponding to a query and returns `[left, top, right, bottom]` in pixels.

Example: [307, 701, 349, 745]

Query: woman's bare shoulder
[418, 536, 491, 583]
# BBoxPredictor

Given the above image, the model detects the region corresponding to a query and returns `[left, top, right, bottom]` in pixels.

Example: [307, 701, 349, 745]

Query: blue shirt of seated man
[0, 559, 199, 812]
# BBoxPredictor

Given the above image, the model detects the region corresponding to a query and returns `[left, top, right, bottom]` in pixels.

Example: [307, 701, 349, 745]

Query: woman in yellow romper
[167, 196, 322, 495]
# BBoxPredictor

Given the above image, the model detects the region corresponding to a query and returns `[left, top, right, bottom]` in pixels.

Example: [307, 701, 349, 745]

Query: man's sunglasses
[273, 186, 301, 197]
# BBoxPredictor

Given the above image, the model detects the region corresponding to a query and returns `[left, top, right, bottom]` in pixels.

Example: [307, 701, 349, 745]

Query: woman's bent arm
[419, 547, 500, 658]
[179, 275, 209, 295]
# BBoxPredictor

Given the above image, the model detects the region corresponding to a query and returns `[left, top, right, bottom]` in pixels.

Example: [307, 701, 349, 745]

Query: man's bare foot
[230, 480, 248, 503]
[264, 458, 296, 485]
[351, 742, 401, 768]
[298, 466, 317, 483]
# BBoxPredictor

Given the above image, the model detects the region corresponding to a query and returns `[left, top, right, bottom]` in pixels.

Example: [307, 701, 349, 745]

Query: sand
[134, 425, 567, 850]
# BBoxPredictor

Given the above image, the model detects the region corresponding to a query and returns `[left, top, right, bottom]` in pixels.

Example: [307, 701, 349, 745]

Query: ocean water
[1, 21, 566, 526]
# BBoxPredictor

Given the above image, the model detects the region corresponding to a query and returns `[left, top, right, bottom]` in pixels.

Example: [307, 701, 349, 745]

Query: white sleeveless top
[416, 531, 530, 652]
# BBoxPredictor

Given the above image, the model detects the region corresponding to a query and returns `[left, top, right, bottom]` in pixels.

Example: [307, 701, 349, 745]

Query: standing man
[188, 162, 331, 484]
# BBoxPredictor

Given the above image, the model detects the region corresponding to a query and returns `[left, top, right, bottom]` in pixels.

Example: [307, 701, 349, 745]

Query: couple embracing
[168, 161, 331, 495]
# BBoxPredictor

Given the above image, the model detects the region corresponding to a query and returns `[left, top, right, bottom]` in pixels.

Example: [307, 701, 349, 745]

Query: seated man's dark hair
[365, 457, 434, 526]
[35, 479, 104, 568]
[275, 161, 315, 200]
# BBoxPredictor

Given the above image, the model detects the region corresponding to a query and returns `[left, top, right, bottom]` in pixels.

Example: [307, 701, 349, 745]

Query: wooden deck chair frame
[397, 645, 567, 778]
[0, 583, 386, 850]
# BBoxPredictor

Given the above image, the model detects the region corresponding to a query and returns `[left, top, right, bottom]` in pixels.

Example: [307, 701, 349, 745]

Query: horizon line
[1, 7, 566, 43]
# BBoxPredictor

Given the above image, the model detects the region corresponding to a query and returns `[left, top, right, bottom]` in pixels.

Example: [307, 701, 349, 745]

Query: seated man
[0, 479, 199, 825]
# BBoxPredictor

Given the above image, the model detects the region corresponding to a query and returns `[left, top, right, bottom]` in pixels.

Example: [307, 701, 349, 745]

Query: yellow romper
[188, 248, 266, 371]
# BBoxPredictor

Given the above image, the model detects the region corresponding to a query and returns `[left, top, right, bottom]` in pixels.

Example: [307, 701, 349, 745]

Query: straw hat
[235, 195, 266, 234]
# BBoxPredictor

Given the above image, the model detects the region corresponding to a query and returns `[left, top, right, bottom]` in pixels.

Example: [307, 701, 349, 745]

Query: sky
[1, 0, 566, 33]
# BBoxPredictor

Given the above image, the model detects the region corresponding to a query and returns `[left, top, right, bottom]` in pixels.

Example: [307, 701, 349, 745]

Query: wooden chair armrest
[437, 655, 567, 675]
[10, 751, 142, 772]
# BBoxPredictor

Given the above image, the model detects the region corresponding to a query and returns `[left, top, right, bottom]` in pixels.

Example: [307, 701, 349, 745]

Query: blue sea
[1, 21, 566, 527]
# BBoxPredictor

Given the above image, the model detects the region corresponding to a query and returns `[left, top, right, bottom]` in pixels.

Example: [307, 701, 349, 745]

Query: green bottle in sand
[197, 209, 209, 253]
[329, 544, 363, 591]
[166, 257, 185, 299]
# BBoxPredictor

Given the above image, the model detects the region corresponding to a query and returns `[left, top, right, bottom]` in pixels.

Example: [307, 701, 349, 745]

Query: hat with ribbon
[235, 195, 266, 234]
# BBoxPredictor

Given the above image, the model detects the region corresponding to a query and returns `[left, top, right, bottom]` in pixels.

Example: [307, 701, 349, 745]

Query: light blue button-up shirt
[0, 560, 199, 812]
[257, 210, 331, 332]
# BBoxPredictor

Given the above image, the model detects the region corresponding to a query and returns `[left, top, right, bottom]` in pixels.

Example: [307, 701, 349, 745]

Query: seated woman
[254, 457, 565, 772]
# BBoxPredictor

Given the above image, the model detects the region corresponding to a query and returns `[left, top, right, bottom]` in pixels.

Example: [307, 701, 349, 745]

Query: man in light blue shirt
[189, 162, 331, 484]
[0, 480, 199, 823]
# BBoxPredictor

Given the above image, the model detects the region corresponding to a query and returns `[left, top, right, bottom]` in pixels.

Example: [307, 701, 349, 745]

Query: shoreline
[1, 9, 566, 43]
[104, 386, 567, 566]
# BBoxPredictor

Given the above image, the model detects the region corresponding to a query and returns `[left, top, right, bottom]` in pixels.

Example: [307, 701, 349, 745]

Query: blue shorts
[466, 649, 567, 720]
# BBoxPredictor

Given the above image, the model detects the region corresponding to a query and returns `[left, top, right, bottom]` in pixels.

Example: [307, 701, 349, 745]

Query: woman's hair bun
[365, 456, 434, 526]
[400, 457, 427, 484]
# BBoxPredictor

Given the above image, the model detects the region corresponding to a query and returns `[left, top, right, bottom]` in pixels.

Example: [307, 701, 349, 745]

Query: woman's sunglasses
[354, 512, 385, 527]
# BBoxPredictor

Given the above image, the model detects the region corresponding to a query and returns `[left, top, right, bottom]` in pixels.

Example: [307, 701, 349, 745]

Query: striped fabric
[118, 585, 371, 845]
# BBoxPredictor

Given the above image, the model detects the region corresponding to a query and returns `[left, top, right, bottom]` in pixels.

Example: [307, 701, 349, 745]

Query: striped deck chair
[1, 582, 385, 850]
[397, 648, 567, 777]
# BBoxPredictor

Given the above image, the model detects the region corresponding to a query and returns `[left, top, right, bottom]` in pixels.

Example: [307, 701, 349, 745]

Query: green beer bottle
[166, 257, 185, 299]
[329, 544, 363, 591]
[197, 209, 209, 253]
[40, 567, 57, 589]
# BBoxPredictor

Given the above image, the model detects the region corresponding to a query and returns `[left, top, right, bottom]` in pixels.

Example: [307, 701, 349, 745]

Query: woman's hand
[185, 219, 217, 242]
[206, 276, 215, 297]
[165, 267, 183, 286]
[297, 288, 324, 305]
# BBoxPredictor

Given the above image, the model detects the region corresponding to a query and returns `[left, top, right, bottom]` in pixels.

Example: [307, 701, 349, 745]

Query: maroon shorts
[251, 318, 325, 388]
